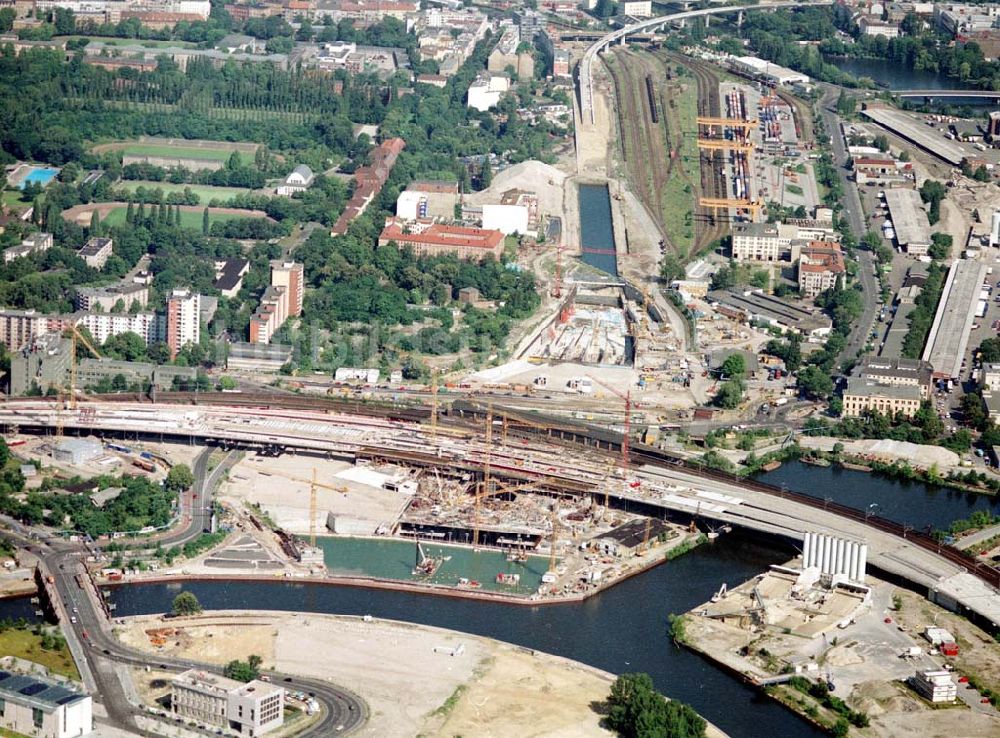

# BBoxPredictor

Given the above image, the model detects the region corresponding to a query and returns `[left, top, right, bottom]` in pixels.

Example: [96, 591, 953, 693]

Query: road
[0, 446, 366, 737]
[818, 85, 880, 369]
[154, 448, 239, 549]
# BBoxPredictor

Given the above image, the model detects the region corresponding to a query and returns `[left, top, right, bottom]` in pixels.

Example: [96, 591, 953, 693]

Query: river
[821, 55, 976, 91]
[14, 463, 996, 738]
[578, 183, 618, 276]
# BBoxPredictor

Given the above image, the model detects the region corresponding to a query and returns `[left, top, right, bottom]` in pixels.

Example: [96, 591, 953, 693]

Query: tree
[224, 655, 263, 682]
[217, 376, 237, 390]
[836, 89, 856, 117]
[929, 232, 952, 261]
[719, 353, 746, 380]
[797, 365, 834, 400]
[202, 207, 210, 235]
[919, 179, 946, 225]
[479, 156, 492, 189]
[606, 673, 707, 738]
[166, 464, 195, 492]
[172, 591, 202, 616]
[714, 380, 744, 409]
[659, 254, 684, 283]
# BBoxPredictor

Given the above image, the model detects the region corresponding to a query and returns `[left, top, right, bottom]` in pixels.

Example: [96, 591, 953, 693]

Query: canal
[578, 183, 618, 276]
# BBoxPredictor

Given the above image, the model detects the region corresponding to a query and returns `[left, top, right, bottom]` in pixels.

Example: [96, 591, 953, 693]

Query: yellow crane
[430, 368, 440, 439]
[699, 197, 764, 221]
[696, 116, 758, 130]
[472, 404, 493, 549]
[697, 139, 755, 153]
[283, 470, 349, 547]
[55, 326, 104, 437]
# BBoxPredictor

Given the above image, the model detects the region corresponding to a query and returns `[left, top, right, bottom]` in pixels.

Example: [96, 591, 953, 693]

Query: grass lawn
[58, 35, 195, 48]
[662, 177, 694, 256]
[0, 628, 80, 681]
[115, 181, 251, 203]
[122, 144, 237, 162]
[786, 184, 804, 196]
[0, 727, 33, 738]
[102, 207, 252, 229]
[2, 190, 30, 206]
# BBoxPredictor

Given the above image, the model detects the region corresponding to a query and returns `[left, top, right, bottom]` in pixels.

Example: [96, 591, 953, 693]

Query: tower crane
[282, 470, 349, 548]
[585, 374, 634, 482]
[472, 404, 493, 549]
[55, 326, 104, 437]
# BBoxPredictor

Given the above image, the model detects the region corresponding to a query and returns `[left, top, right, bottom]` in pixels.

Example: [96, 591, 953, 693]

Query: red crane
[586, 374, 634, 482]
[552, 243, 563, 299]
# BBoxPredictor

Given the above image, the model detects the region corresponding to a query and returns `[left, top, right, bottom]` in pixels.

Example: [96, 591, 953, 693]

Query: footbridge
[896, 89, 1000, 101]
[578, 1, 834, 125]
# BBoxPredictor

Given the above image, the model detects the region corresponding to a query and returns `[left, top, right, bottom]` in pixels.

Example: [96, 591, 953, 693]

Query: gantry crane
[586, 374, 633, 482]
[472, 404, 493, 549]
[696, 116, 758, 131]
[696, 139, 755, 153]
[698, 197, 764, 221]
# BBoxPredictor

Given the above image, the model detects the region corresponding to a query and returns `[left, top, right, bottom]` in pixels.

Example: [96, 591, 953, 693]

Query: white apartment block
[3, 232, 53, 263]
[171, 669, 283, 737]
[0, 669, 92, 738]
[166, 289, 200, 358]
[0, 309, 55, 350]
[74, 312, 158, 345]
[981, 362, 1000, 392]
[731, 222, 798, 262]
[75, 282, 149, 312]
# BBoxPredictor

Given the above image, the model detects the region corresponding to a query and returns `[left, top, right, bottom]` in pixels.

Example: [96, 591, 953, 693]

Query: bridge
[896, 89, 1000, 100]
[2, 396, 1000, 630]
[578, 1, 834, 125]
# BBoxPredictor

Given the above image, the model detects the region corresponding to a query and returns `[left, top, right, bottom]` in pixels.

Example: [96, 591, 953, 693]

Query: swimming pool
[19, 167, 59, 189]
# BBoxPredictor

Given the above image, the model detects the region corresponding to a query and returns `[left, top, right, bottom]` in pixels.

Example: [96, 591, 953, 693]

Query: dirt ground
[115, 611, 632, 738]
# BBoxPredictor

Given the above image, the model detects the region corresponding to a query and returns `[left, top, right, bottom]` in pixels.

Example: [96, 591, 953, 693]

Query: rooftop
[0, 670, 87, 712]
[707, 289, 832, 334]
[883, 188, 932, 247]
[79, 237, 112, 256]
[844, 377, 923, 401]
[922, 259, 988, 379]
[380, 220, 503, 251]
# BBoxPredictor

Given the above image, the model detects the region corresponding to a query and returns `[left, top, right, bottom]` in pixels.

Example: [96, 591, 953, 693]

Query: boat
[761, 460, 782, 472]
[801, 456, 831, 467]
[506, 551, 528, 563]
[496, 573, 520, 586]
[457, 578, 481, 588]
[412, 541, 443, 577]
[541, 571, 558, 584]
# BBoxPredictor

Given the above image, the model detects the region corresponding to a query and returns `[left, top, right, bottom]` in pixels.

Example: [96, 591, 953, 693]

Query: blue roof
[0, 671, 87, 711]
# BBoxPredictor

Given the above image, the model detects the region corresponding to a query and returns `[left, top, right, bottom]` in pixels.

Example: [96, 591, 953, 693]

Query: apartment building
[0, 309, 58, 350]
[842, 377, 923, 418]
[0, 669, 92, 738]
[797, 242, 845, 298]
[165, 289, 200, 359]
[171, 669, 283, 737]
[731, 222, 799, 262]
[9, 334, 72, 396]
[980, 362, 1000, 391]
[3, 231, 52, 263]
[75, 281, 149, 312]
[856, 356, 934, 399]
[75, 311, 158, 345]
[248, 261, 303, 344]
[78, 237, 113, 270]
[269, 261, 303, 318]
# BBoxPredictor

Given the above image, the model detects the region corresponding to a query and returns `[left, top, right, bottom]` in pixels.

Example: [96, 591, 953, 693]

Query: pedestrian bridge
[895, 89, 1000, 100]
[578, 1, 834, 125]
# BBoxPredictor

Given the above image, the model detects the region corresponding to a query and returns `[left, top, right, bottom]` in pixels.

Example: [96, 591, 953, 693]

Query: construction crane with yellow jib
[282, 470, 349, 547]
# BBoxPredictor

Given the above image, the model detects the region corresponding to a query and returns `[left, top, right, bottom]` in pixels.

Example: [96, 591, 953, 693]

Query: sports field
[115, 181, 252, 203]
[93, 137, 260, 162]
[102, 207, 249, 229]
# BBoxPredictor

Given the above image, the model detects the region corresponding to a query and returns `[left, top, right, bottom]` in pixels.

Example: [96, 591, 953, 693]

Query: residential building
[858, 14, 901, 37]
[934, 3, 1000, 36]
[75, 311, 158, 346]
[165, 289, 200, 359]
[797, 242, 845, 298]
[983, 391, 1000, 423]
[213, 259, 250, 298]
[330, 138, 405, 236]
[269, 261, 303, 317]
[226, 342, 293, 372]
[75, 281, 149, 312]
[552, 47, 570, 78]
[396, 190, 428, 220]
[856, 356, 934, 399]
[276, 164, 314, 196]
[467, 74, 510, 111]
[981, 362, 1000, 391]
[3, 231, 52, 263]
[910, 670, 957, 703]
[171, 669, 284, 737]
[415, 73, 448, 87]
[842, 376, 923, 418]
[0, 668, 92, 738]
[0, 309, 59, 351]
[9, 333, 71, 396]
[78, 237, 113, 270]
[617, 0, 651, 17]
[512, 9, 543, 40]
[378, 218, 505, 259]
[249, 261, 303, 344]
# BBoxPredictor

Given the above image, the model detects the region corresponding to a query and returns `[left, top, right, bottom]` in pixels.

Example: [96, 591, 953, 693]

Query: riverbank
[680, 565, 1000, 737]
[115, 609, 729, 738]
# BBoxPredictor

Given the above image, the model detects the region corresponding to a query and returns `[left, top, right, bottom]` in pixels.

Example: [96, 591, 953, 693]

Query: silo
[848, 541, 860, 582]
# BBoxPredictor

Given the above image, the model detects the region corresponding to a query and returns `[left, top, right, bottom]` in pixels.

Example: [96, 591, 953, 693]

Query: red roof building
[331, 137, 405, 236]
[378, 218, 504, 260]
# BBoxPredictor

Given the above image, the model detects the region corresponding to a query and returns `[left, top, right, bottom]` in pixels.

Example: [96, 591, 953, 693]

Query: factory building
[171, 669, 284, 737]
[922, 259, 989, 380]
[854, 355, 934, 399]
[226, 342, 293, 373]
[883, 189, 932, 255]
[841, 376, 923, 418]
[0, 669, 92, 738]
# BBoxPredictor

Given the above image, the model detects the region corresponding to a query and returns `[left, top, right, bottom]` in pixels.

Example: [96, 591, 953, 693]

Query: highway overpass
[2, 398, 999, 630]
[578, 1, 834, 125]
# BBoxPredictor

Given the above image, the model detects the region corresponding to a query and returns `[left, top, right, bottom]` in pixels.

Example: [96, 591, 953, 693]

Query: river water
[823, 55, 970, 90]
[12, 463, 994, 738]
[578, 183, 618, 276]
